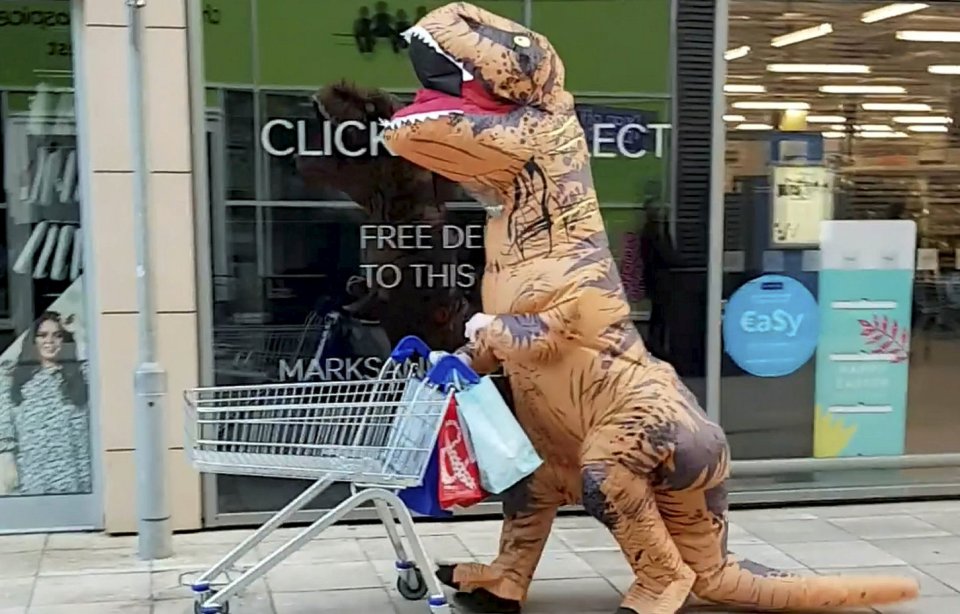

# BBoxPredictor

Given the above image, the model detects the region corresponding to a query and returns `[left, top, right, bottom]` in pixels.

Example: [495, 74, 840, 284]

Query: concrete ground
[3, 500, 960, 614]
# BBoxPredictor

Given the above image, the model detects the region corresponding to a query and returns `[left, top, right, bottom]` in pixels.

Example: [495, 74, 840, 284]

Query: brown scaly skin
[382, 3, 921, 613]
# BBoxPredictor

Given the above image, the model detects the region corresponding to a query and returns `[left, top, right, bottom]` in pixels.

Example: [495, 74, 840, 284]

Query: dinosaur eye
[513, 35, 531, 48]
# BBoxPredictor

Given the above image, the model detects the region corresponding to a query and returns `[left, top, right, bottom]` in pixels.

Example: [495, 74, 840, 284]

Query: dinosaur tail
[698, 558, 920, 610]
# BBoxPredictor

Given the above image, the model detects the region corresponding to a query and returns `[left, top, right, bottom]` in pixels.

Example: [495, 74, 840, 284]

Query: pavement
[4, 500, 960, 614]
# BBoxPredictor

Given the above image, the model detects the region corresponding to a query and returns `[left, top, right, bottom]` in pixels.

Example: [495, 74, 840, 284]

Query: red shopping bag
[437, 396, 486, 510]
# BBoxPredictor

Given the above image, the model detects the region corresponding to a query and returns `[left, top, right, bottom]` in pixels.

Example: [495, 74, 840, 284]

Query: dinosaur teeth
[381, 110, 464, 130]
[404, 25, 474, 82]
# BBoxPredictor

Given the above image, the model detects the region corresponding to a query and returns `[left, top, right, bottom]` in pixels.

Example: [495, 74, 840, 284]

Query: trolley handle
[426, 354, 480, 389]
[389, 335, 433, 362]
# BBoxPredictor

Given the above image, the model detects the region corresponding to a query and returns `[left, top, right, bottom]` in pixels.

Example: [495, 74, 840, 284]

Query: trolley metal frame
[211, 311, 337, 383]
[182, 336, 477, 614]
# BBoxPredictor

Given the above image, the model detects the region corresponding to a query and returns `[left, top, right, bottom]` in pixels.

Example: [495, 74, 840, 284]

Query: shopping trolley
[182, 336, 479, 614]
[212, 311, 337, 382]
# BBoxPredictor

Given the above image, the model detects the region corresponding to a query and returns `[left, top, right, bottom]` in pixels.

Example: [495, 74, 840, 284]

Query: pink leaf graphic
[861, 314, 910, 363]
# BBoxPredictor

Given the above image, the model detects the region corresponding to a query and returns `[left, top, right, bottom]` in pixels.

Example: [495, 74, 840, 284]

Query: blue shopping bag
[398, 440, 452, 518]
[455, 376, 543, 494]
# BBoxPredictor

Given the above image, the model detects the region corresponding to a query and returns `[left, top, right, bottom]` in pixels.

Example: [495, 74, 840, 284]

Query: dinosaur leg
[438, 467, 568, 612]
[654, 483, 731, 602]
[581, 433, 696, 614]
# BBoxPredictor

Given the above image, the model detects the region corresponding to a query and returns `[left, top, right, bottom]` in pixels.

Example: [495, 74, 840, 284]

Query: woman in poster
[0, 311, 92, 496]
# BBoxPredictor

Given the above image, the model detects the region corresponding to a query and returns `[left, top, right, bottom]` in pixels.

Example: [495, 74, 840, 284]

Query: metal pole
[704, 0, 729, 424]
[127, 0, 172, 560]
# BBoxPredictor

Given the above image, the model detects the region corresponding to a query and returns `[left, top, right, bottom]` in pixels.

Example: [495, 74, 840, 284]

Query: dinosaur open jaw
[381, 25, 517, 129]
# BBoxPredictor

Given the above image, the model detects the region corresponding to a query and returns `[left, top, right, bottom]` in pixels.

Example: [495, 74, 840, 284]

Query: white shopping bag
[455, 376, 543, 494]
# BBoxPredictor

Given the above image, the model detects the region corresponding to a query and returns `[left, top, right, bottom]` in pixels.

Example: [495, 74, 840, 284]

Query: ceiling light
[736, 123, 774, 131]
[862, 102, 932, 111]
[928, 65, 960, 74]
[723, 114, 747, 122]
[822, 131, 846, 138]
[819, 85, 907, 94]
[892, 116, 952, 124]
[768, 64, 871, 74]
[908, 125, 949, 132]
[725, 46, 751, 61]
[861, 3, 929, 24]
[733, 101, 811, 110]
[771, 23, 834, 48]
[859, 131, 909, 138]
[807, 115, 847, 123]
[896, 31, 960, 42]
[855, 124, 893, 131]
[829, 124, 847, 130]
[724, 84, 767, 93]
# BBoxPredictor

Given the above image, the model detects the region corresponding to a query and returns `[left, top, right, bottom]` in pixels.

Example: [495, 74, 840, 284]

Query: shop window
[719, 0, 960, 470]
[0, 0, 95, 520]
[201, 0, 682, 517]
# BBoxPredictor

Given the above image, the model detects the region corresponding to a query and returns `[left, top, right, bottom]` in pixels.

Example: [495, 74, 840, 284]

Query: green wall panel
[0, 2, 73, 90]
[530, 0, 671, 94]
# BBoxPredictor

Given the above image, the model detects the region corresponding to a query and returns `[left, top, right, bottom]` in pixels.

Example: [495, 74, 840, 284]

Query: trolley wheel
[193, 595, 230, 614]
[397, 567, 429, 600]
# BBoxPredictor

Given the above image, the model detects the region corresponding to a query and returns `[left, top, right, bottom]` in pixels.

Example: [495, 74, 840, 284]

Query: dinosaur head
[381, 2, 573, 189]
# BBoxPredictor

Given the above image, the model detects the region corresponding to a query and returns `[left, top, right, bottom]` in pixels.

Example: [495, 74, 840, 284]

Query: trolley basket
[181, 336, 479, 614]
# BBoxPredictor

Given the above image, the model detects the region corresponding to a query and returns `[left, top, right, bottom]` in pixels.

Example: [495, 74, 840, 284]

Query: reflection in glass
[202, 1, 688, 515]
[0, 83, 92, 499]
[223, 90, 256, 200]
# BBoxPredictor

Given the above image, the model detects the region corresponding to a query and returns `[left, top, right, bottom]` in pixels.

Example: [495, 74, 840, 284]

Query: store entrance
[195, 1, 692, 526]
[715, 0, 960, 500]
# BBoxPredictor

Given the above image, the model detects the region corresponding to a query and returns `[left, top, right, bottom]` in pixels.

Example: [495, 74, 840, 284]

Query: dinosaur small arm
[382, 3, 920, 613]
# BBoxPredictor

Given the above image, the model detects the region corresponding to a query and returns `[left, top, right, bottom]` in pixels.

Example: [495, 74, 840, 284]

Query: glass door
[0, 73, 100, 531]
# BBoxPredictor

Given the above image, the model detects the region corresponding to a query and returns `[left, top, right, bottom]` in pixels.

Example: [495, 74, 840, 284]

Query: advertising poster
[0, 277, 92, 497]
[770, 165, 834, 248]
[722, 274, 819, 378]
[814, 221, 917, 458]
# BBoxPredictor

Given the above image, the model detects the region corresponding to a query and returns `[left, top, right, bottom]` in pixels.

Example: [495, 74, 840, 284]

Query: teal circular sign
[722, 274, 819, 378]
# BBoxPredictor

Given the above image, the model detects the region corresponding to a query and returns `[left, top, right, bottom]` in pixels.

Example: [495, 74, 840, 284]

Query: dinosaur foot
[435, 564, 462, 590]
[436, 564, 522, 613]
[453, 589, 522, 613]
[614, 609, 638, 614]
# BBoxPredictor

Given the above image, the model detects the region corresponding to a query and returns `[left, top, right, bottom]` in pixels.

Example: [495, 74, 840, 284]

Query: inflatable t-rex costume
[381, 3, 920, 613]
